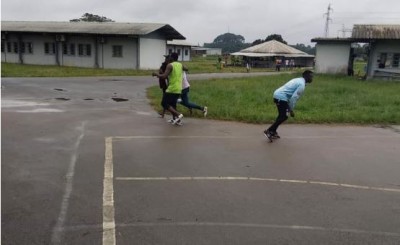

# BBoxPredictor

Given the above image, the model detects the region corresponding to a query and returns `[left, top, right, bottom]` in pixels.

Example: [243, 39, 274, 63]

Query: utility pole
[323, 4, 333, 37]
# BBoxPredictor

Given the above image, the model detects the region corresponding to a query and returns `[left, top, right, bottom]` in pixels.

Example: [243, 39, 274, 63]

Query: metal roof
[232, 40, 313, 57]
[240, 40, 309, 55]
[352, 24, 400, 40]
[1, 21, 185, 40]
[167, 40, 194, 46]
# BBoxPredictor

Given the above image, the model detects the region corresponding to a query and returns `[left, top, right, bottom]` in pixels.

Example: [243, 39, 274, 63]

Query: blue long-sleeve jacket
[273, 77, 306, 110]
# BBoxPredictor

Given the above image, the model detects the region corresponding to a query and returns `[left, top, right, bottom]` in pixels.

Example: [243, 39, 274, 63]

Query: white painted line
[51, 122, 86, 245]
[118, 221, 400, 237]
[103, 137, 116, 245]
[111, 135, 400, 140]
[115, 176, 400, 194]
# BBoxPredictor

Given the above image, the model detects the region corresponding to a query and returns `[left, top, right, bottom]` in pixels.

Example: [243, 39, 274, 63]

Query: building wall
[100, 36, 138, 69]
[368, 40, 400, 78]
[166, 45, 191, 61]
[1, 32, 164, 70]
[315, 43, 351, 74]
[139, 33, 166, 69]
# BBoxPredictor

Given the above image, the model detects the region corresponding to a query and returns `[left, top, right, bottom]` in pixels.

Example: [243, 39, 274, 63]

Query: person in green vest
[152, 52, 187, 125]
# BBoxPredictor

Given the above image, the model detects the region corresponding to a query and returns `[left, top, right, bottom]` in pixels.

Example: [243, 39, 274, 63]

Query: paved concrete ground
[2, 75, 400, 245]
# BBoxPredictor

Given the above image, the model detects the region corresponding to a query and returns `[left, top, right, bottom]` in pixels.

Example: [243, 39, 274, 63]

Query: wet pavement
[2, 75, 400, 245]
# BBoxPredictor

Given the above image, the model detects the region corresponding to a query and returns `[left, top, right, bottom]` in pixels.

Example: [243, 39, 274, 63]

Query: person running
[152, 52, 185, 125]
[157, 55, 170, 118]
[264, 70, 313, 141]
[180, 71, 208, 117]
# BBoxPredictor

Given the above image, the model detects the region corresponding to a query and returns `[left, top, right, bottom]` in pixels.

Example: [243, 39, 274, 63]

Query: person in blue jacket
[264, 70, 313, 141]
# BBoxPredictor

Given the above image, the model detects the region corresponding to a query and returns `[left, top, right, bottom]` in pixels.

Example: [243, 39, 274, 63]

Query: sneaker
[172, 114, 183, 125]
[167, 119, 174, 123]
[263, 130, 273, 142]
[203, 106, 208, 117]
[177, 98, 182, 103]
[175, 120, 183, 126]
[271, 132, 280, 139]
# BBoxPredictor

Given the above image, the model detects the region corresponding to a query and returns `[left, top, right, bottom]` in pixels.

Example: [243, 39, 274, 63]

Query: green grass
[1, 62, 153, 77]
[1, 56, 274, 77]
[148, 73, 400, 124]
[3, 58, 399, 125]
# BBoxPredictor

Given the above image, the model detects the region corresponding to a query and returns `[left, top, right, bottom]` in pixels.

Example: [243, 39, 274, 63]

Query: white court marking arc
[102, 135, 400, 245]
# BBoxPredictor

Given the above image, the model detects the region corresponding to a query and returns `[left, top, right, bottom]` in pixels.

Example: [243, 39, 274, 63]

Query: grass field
[1, 56, 272, 77]
[148, 73, 400, 125]
[3, 59, 399, 125]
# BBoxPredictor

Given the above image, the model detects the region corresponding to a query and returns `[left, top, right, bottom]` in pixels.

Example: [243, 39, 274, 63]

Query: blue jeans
[180, 87, 203, 111]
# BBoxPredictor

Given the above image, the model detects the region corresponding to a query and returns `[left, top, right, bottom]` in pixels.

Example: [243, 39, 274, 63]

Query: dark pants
[268, 98, 289, 133]
[180, 87, 203, 111]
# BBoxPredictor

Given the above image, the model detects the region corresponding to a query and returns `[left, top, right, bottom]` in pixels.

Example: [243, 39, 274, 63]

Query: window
[177, 49, 181, 55]
[70, 44, 75, 55]
[63, 43, 68, 55]
[44, 42, 55, 54]
[13, 42, 18, 53]
[393, 53, 400, 68]
[20, 43, 26, 54]
[78, 44, 91, 56]
[27, 42, 33, 54]
[7, 42, 12, 53]
[1, 42, 4, 53]
[185, 49, 189, 56]
[112, 45, 123, 57]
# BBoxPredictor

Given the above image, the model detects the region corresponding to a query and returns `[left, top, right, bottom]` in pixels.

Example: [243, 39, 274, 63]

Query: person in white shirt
[179, 72, 208, 117]
[264, 70, 313, 141]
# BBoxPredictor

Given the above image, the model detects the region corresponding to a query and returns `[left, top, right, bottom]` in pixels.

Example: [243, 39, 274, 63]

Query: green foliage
[204, 33, 250, 53]
[148, 73, 400, 124]
[265, 34, 287, 44]
[290, 43, 315, 55]
[70, 13, 114, 22]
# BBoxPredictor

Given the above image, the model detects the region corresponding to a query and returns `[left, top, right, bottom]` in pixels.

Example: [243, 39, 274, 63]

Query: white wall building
[1, 21, 185, 70]
[166, 40, 193, 62]
[312, 25, 400, 80]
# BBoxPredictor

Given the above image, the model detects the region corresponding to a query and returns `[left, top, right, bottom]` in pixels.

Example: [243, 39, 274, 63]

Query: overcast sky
[2, 0, 400, 46]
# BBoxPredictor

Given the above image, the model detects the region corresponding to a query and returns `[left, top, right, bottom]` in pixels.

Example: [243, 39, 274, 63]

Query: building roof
[167, 40, 194, 46]
[231, 40, 314, 57]
[1, 21, 185, 40]
[352, 24, 400, 40]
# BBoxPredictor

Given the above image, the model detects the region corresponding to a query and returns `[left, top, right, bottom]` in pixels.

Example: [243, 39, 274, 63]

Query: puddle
[54, 88, 66, 92]
[112, 97, 129, 102]
[84, 98, 94, 101]
[55, 98, 70, 101]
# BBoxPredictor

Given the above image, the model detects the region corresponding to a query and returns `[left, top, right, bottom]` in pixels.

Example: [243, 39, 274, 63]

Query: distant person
[246, 62, 251, 73]
[157, 55, 171, 118]
[152, 52, 186, 125]
[275, 58, 281, 72]
[264, 70, 314, 141]
[179, 71, 208, 117]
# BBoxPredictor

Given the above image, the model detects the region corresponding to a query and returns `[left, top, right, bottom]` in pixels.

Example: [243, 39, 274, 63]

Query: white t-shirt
[182, 72, 190, 89]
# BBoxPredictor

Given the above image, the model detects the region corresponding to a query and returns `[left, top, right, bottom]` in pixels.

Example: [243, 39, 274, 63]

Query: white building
[191, 47, 222, 56]
[312, 24, 400, 80]
[166, 40, 193, 62]
[1, 21, 185, 70]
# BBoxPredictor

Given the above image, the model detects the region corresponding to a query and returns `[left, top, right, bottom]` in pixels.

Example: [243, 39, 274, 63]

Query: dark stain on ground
[84, 98, 94, 101]
[55, 98, 70, 101]
[112, 98, 129, 102]
[54, 88, 66, 92]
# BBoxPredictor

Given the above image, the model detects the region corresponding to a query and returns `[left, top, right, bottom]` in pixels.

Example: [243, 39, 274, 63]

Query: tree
[265, 34, 287, 44]
[204, 33, 250, 53]
[251, 39, 264, 46]
[290, 43, 316, 55]
[70, 13, 115, 22]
